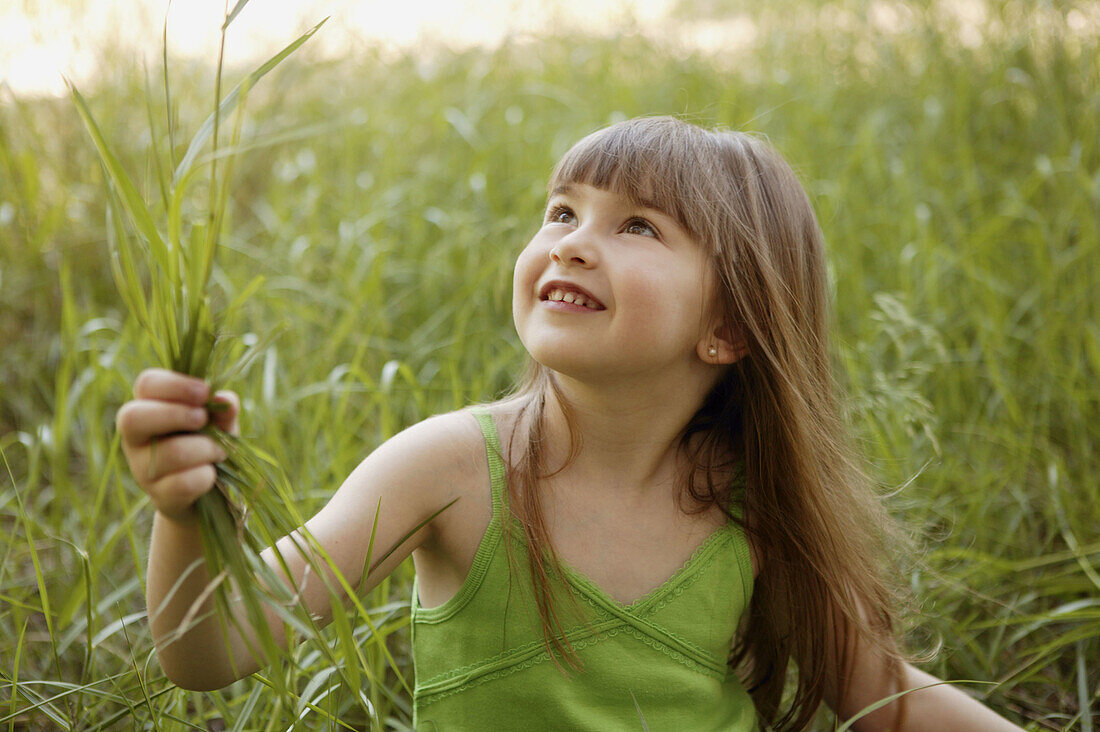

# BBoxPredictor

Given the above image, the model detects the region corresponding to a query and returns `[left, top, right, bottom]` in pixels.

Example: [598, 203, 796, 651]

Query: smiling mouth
[538, 282, 606, 310]
[545, 286, 607, 310]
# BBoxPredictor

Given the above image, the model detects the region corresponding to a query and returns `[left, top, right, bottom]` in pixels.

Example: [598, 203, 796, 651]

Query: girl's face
[513, 182, 717, 383]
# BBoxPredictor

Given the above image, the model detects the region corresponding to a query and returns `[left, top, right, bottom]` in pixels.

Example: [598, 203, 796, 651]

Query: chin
[522, 341, 606, 383]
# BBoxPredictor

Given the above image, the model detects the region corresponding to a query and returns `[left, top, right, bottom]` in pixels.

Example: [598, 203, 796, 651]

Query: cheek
[619, 261, 708, 335]
[512, 245, 541, 324]
[513, 240, 546, 285]
[615, 262, 666, 308]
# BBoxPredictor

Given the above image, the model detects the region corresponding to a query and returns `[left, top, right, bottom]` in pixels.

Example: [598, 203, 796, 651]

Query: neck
[537, 366, 721, 496]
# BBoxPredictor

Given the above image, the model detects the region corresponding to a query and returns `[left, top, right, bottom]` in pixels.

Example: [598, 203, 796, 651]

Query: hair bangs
[547, 117, 719, 244]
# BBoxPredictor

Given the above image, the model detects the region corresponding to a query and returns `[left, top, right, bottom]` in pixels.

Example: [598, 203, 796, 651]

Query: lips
[537, 280, 606, 310]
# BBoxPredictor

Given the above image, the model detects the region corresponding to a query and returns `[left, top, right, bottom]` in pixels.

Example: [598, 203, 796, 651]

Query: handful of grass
[67, 3, 424, 720]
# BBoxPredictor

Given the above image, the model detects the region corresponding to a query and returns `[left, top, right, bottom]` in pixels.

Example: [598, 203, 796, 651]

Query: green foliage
[66, 6, 395, 725]
[1, 0, 1097, 728]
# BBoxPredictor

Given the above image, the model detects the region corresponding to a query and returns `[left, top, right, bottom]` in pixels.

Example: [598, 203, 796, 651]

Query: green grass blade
[249, 674, 358, 730]
[7, 619, 28, 732]
[143, 67, 170, 214]
[222, 0, 253, 30]
[172, 18, 327, 185]
[161, 0, 176, 169]
[68, 81, 174, 284]
[1078, 640, 1093, 732]
[835, 680, 997, 732]
[228, 684, 265, 732]
[2, 447, 62, 688]
[357, 498, 384, 595]
[0, 684, 73, 728]
[366, 497, 459, 579]
[105, 192, 157, 349]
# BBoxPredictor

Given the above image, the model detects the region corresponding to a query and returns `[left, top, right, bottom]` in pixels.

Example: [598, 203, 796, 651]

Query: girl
[118, 116, 1022, 730]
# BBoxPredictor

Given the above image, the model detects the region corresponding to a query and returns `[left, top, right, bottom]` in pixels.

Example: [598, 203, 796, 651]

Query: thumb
[209, 390, 241, 437]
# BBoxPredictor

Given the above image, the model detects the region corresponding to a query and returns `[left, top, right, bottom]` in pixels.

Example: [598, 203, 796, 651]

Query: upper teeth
[546, 288, 600, 309]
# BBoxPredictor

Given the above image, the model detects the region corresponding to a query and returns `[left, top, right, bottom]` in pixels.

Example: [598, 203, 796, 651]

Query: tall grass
[1, 0, 1097, 728]
[67, 14, 341, 712]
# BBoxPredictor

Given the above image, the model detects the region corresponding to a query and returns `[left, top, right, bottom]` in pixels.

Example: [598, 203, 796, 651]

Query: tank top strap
[470, 406, 508, 523]
[725, 500, 754, 604]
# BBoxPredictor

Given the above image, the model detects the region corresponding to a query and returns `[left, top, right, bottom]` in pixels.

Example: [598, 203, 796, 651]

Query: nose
[549, 231, 597, 268]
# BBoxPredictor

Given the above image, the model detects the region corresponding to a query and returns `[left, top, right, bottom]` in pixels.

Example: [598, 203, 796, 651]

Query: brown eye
[624, 218, 657, 237]
[547, 206, 576, 225]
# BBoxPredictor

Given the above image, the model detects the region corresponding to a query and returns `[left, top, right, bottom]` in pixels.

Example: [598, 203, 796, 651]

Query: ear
[697, 321, 749, 365]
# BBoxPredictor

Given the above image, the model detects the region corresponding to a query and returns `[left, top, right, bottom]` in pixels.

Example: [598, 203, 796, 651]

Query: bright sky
[1, 0, 720, 97]
[4, 1, 1095, 98]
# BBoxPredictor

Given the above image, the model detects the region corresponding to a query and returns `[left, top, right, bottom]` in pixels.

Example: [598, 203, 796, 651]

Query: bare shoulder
[409, 401, 529, 606]
[353, 408, 487, 518]
[305, 408, 488, 557]
[375, 408, 486, 472]
[404, 403, 522, 548]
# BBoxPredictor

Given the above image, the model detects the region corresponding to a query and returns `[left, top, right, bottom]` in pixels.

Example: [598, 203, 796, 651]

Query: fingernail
[191, 407, 209, 426]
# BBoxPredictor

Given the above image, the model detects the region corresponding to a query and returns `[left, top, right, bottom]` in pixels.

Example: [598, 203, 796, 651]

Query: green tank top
[410, 408, 756, 730]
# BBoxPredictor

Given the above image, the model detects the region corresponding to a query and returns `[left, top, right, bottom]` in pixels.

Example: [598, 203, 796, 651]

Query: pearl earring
[707, 345, 718, 357]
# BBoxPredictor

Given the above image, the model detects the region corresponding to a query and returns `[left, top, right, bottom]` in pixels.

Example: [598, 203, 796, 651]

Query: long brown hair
[502, 116, 907, 729]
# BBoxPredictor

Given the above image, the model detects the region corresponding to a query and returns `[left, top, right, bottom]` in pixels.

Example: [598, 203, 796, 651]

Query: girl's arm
[121, 369, 476, 690]
[826, 617, 1024, 731]
[860, 663, 1024, 731]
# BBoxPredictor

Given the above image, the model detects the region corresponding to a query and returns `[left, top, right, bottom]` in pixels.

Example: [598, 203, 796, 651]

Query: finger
[133, 368, 210, 405]
[209, 390, 240, 437]
[117, 400, 210, 448]
[142, 434, 228, 484]
[148, 463, 219, 520]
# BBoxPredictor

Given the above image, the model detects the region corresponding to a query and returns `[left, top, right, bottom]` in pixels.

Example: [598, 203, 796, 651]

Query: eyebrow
[548, 183, 673, 220]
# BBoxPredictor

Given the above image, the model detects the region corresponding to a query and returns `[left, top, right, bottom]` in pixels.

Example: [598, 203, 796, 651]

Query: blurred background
[7, 0, 747, 98]
[1, 0, 1098, 729]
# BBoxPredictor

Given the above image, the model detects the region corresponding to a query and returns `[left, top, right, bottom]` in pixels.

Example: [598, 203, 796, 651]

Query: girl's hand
[116, 368, 240, 523]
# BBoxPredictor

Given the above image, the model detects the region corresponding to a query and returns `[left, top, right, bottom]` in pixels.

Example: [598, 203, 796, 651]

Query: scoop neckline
[468, 405, 741, 613]
[554, 521, 733, 611]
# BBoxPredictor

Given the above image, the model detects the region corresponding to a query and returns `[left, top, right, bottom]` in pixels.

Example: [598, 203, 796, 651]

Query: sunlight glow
[4, 1, 1096, 98]
[0, 0, 681, 97]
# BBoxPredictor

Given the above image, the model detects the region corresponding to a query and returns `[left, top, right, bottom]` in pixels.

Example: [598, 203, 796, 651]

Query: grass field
[1, 0, 1097, 728]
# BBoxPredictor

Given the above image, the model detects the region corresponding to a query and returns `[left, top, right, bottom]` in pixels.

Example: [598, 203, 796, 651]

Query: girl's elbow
[155, 644, 243, 691]
[167, 671, 229, 692]
[163, 664, 241, 692]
